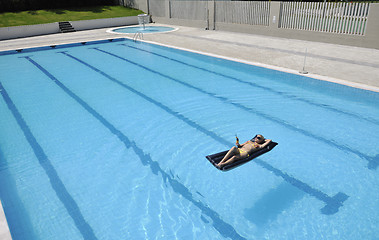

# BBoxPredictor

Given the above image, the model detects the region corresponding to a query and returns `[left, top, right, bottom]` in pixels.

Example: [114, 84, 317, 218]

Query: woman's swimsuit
[238, 141, 260, 157]
[238, 148, 249, 157]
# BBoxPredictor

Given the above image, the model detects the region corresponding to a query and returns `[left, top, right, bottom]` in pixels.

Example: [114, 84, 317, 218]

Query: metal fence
[147, 1, 371, 35]
[279, 2, 370, 35]
[215, 1, 270, 26]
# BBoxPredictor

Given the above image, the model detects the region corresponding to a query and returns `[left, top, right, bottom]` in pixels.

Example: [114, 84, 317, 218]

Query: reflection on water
[244, 182, 304, 227]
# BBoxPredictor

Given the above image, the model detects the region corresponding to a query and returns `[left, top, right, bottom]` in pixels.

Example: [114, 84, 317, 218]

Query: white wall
[71, 16, 138, 31]
[0, 23, 59, 40]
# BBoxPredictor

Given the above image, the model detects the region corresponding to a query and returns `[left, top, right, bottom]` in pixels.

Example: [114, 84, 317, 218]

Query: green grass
[0, 5, 144, 27]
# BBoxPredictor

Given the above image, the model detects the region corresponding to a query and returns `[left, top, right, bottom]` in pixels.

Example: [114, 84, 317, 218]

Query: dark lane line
[0, 80, 98, 240]
[93, 47, 378, 170]
[61, 51, 348, 215]
[123, 44, 379, 126]
[24, 55, 246, 240]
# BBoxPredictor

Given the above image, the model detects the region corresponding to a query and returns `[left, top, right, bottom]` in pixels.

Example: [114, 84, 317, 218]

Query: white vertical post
[300, 48, 308, 74]
[355, 3, 363, 35]
[336, 2, 342, 34]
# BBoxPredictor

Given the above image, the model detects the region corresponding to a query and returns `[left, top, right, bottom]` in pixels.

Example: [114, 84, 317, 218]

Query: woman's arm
[237, 141, 247, 148]
[260, 139, 272, 149]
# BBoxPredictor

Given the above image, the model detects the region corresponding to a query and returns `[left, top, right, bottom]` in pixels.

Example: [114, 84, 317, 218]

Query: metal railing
[215, 1, 270, 26]
[133, 31, 143, 42]
[279, 2, 370, 35]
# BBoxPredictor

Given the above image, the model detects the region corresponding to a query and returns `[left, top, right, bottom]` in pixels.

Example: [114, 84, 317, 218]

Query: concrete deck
[0, 201, 12, 240]
[1, 24, 378, 91]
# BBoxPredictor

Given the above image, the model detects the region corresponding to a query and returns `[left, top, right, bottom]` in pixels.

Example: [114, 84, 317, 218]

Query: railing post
[365, 3, 379, 49]
[270, 1, 281, 29]
[165, 0, 171, 19]
[208, 0, 215, 30]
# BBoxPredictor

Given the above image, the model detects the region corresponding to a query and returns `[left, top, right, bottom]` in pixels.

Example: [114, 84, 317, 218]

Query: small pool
[110, 26, 176, 34]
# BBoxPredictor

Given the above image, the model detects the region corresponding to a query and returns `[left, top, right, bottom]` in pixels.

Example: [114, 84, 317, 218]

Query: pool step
[59, 21, 76, 33]
[0, 200, 12, 240]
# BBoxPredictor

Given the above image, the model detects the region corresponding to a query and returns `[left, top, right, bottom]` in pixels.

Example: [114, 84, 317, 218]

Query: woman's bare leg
[219, 156, 239, 167]
[218, 146, 239, 166]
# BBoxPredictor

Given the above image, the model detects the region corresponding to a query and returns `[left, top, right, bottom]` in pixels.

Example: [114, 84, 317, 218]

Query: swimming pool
[0, 38, 378, 240]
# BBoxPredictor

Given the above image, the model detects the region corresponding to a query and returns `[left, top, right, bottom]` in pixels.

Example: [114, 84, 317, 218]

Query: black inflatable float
[206, 141, 278, 171]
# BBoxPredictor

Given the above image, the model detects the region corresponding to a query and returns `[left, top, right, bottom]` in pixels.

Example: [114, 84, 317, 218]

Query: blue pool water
[111, 26, 175, 34]
[0, 38, 378, 240]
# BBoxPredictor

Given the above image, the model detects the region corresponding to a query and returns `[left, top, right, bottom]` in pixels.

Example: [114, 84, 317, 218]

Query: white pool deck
[1, 24, 379, 92]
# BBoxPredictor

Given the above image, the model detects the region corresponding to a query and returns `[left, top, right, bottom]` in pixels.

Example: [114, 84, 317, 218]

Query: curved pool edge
[106, 25, 178, 35]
